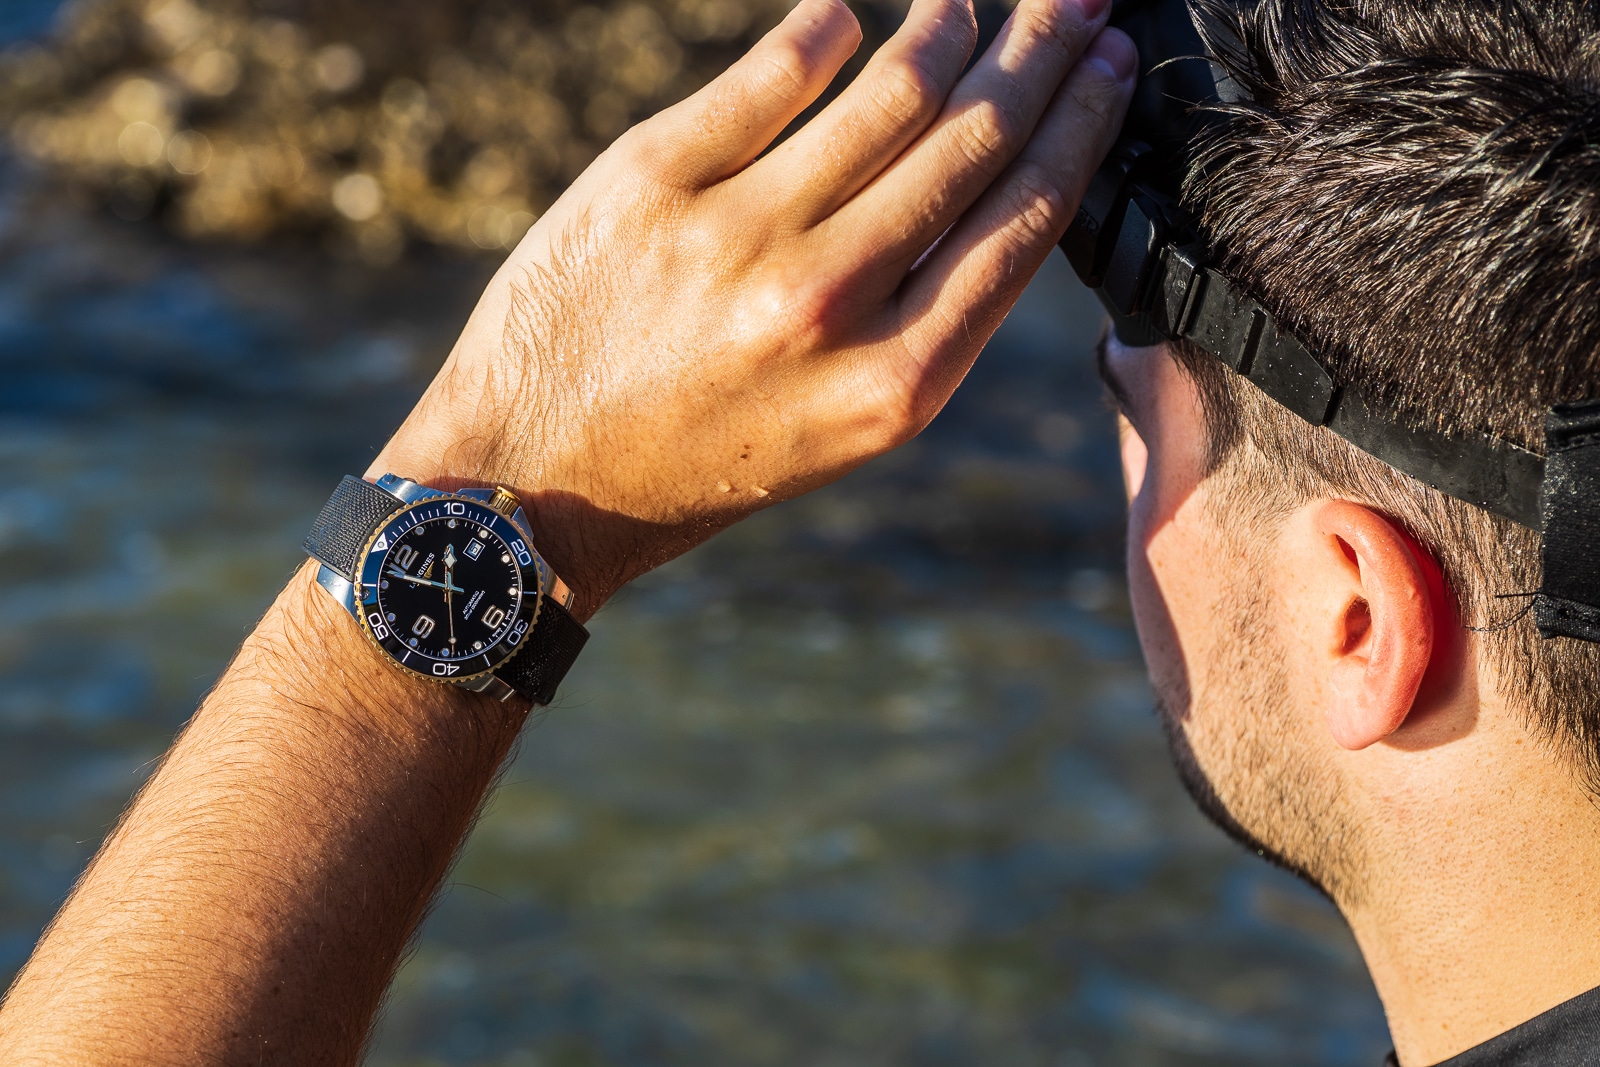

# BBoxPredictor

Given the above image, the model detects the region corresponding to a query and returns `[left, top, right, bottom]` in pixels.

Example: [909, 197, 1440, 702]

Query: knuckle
[886, 393, 926, 446]
[851, 339, 942, 454]
[859, 378, 922, 453]
[754, 42, 814, 103]
[870, 58, 944, 130]
[612, 122, 656, 163]
[1067, 69, 1124, 123]
[869, 417, 917, 456]
[607, 125, 666, 181]
[951, 99, 1020, 172]
[802, 282, 861, 343]
[1004, 162, 1070, 243]
[755, 273, 855, 350]
[1014, 3, 1087, 59]
[614, 127, 689, 192]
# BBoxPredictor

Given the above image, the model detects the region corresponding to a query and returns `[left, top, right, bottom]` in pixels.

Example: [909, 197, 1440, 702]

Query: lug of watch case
[316, 564, 357, 614]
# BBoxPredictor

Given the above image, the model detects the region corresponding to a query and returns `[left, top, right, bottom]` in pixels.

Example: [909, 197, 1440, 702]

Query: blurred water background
[0, 1, 1392, 1064]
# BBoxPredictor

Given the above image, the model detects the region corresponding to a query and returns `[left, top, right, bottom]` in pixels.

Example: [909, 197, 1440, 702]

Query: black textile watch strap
[303, 476, 403, 581]
[496, 594, 590, 705]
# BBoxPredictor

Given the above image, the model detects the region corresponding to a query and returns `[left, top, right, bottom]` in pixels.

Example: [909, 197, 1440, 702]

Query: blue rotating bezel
[351, 497, 545, 682]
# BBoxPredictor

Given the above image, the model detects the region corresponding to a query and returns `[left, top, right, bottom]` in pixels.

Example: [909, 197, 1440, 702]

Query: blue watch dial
[353, 497, 542, 680]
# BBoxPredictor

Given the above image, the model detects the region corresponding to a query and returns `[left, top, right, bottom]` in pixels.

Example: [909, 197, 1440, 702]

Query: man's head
[1107, 0, 1600, 911]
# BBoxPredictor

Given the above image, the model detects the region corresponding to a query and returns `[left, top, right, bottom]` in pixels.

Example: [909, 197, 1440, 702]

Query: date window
[464, 539, 485, 561]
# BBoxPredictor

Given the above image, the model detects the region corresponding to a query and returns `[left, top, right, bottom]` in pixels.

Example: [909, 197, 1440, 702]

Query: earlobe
[1312, 501, 1438, 751]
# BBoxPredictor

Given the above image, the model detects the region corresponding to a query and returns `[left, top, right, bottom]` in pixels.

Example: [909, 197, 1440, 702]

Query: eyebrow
[1094, 330, 1134, 413]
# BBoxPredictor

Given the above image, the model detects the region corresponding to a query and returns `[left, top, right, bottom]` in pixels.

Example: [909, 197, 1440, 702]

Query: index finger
[634, 0, 863, 189]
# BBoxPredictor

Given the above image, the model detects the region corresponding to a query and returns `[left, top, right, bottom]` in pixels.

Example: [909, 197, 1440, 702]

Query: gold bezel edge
[349, 489, 548, 686]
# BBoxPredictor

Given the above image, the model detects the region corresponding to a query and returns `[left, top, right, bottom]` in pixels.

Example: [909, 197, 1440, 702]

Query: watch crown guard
[487, 486, 521, 517]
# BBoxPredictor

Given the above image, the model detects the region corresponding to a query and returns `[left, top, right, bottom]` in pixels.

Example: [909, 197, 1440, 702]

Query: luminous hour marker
[508, 587, 517, 597]
[386, 613, 395, 622]
[479, 528, 490, 538]
[447, 519, 458, 528]
[500, 552, 510, 563]
[473, 640, 483, 650]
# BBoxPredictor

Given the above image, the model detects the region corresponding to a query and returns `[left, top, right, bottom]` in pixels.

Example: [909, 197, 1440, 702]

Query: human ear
[1309, 500, 1440, 750]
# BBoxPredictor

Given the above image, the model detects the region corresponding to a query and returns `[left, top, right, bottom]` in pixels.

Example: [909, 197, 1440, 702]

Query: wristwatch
[302, 473, 589, 704]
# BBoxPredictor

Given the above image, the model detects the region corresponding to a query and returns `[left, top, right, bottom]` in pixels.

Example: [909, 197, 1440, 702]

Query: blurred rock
[0, 0, 888, 262]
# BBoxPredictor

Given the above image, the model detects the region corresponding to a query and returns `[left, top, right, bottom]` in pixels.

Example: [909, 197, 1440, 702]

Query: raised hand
[0, 5, 1134, 1061]
[374, 0, 1136, 618]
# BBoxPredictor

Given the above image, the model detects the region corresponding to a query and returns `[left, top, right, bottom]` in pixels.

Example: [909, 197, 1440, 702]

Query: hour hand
[386, 566, 464, 594]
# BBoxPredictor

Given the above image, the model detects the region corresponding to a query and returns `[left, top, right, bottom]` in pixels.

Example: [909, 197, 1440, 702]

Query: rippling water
[0, 8, 1389, 1066]
[0, 3, 55, 44]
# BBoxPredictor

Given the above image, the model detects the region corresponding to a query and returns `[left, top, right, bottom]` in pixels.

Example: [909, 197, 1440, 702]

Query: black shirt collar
[1384, 984, 1600, 1066]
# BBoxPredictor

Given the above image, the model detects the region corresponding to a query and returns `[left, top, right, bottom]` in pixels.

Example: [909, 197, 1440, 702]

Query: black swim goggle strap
[1059, 140, 1600, 644]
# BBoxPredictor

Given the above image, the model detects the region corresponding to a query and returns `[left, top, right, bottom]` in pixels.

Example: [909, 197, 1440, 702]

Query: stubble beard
[1152, 550, 1370, 909]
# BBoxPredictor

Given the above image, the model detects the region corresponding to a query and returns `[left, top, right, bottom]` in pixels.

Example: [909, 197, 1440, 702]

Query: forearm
[0, 564, 526, 1065]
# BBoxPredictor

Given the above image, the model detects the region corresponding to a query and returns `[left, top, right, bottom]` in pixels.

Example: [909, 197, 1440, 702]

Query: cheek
[1121, 439, 1221, 716]
[1125, 489, 1189, 708]
[1122, 423, 1186, 702]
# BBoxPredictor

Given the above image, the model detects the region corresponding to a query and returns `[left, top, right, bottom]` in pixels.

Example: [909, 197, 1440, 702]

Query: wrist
[250, 563, 531, 742]
[362, 371, 659, 623]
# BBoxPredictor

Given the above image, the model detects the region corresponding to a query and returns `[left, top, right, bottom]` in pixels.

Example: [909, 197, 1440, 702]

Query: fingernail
[1078, 0, 1112, 20]
[1084, 27, 1138, 82]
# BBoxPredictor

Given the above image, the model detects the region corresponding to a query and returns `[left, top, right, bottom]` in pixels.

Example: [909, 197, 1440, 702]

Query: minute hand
[385, 567, 465, 595]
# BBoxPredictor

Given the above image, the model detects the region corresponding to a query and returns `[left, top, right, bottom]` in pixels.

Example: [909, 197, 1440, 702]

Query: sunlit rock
[0, 0, 851, 262]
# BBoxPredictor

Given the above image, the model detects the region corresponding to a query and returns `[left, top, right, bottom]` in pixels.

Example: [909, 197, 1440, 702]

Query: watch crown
[487, 486, 521, 517]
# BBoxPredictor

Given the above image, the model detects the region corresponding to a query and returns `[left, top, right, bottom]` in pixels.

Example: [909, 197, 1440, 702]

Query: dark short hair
[1174, 0, 1600, 780]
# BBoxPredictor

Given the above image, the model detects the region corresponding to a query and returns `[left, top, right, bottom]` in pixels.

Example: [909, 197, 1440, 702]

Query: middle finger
[819, 0, 1110, 291]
